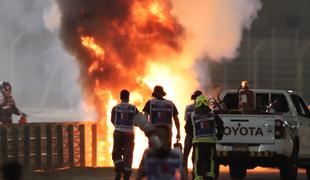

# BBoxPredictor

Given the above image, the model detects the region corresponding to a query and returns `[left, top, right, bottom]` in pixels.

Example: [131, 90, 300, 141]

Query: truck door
[290, 94, 310, 158]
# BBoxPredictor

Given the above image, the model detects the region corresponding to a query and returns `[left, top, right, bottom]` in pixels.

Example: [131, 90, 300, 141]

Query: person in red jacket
[0, 81, 26, 125]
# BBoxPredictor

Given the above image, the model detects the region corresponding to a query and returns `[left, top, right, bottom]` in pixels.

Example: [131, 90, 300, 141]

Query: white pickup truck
[216, 89, 310, 180]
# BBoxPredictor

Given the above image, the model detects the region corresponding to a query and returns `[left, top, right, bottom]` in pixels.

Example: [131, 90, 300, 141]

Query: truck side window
[291, 94, 310, 117]
[271, 94, 289, 113]
[256, 93, 269, 111]
[223, 93, 238, 110]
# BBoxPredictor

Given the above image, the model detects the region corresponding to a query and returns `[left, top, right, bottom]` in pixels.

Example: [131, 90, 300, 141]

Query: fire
[150, 1, 167, 23]
[81, 36, 105, 74]
[62, 0, 197, 168]
[81, 36, 105, 58]
[56, 0, 263, 171]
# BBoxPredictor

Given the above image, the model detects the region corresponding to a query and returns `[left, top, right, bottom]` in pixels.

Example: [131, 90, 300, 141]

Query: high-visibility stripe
[194, 147, 199, 177]
[194, 176, 204, 180]
[193, 137, 216, 143]
[206, 147, 215, 178]
[211, 148, 214, 177]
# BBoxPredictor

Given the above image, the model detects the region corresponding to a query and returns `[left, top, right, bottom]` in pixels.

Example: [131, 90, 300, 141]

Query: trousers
[112, 131, 134, 180]
[193, 143, 216, 180]
[183, 134, 193, 169]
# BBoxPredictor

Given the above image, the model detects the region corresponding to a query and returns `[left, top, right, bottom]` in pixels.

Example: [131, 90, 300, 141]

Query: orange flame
[81, 36, 105, 58]
[78, 0, 198, 168]
[81, 36, 105, 74]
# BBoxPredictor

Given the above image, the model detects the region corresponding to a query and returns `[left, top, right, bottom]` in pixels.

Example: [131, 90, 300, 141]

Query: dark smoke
[56, 0, 185, 164]
[56, 0, 184, 110]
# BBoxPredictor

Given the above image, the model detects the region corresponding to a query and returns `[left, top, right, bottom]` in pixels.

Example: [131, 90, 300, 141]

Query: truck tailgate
[219, 114, 276, 144]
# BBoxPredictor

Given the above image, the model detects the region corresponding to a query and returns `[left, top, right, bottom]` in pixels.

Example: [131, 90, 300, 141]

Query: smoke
[54, 0, 263, 115]
[0, 0, 262, 115]
[55, 0, 262, 166]
[0, 0, 81, 114]
[172, 0, 262, 61]
[170, 0, 262, 90]
[43, 2, 61, 32]
[56, 0, 184, 111]
[56, 0, 187, 165]
[1, 0, 262, 165]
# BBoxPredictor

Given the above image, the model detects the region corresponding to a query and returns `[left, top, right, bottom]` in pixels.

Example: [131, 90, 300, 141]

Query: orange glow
[150, 1, 167, 22]
[76, 1, 275, 172]
[79, 0, 197, 168]
[81, 36, 105, 74]
[241, 80, 249, 88]
[131, 0, 175, 30]
[81, 36, 105, 58]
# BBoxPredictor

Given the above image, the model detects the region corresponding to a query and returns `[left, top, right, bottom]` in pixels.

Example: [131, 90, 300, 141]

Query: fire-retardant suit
[0, 81, 25, 125]
[143, 86, 181, 148]
[185, 95, 224, 180]
[183, 90, 202, 173]
[111, 90, 161, 180]
[137, 148, 184, 180]
[137, 125, 186, 180]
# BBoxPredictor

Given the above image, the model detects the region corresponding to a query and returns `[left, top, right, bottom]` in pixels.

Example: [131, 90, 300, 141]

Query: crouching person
[185, 95, 224, 180]
[137, 125, 186, 180]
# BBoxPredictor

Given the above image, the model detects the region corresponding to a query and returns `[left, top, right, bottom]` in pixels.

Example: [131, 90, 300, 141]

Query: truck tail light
[275, 119, 285, 139]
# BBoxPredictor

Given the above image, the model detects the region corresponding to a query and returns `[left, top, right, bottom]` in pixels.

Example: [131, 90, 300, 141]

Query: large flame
[73, 0, 198, 167]
[54, 0, 264, 170]
[56, 0, 263, 169]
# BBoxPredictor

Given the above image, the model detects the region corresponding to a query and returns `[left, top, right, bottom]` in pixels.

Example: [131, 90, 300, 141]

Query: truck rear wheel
[306, 168, 310, 180]
[229, 165, 247, 179]
[279, 163, 297, 180]
[279, 141, 298, 180]
[214, 162, 220, 179]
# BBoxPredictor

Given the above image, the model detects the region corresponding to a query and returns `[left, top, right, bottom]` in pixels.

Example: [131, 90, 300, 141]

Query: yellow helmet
[195, 95, 210, 108]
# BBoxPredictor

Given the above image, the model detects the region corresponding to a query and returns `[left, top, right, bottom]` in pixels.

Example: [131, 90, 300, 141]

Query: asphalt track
[10, 167, 306, 180]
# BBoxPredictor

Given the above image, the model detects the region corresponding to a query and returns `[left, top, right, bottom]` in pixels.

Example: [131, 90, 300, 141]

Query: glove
[176, 132, 181, 141]
[19, 115, 27, 124]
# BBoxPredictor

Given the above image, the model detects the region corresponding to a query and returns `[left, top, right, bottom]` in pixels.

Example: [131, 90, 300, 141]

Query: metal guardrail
[0, 123, 97, 170]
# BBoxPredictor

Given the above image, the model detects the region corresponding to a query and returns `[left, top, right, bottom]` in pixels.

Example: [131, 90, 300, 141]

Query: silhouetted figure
[185, 95, 224, 180]
[0, 81, 26, 125]
[111, 90, 139, 180]
[143, 86, 181, 148]
[1, 161, 23, 180]
[137, 126, 186, 180]
[183, 90, 202, 173]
